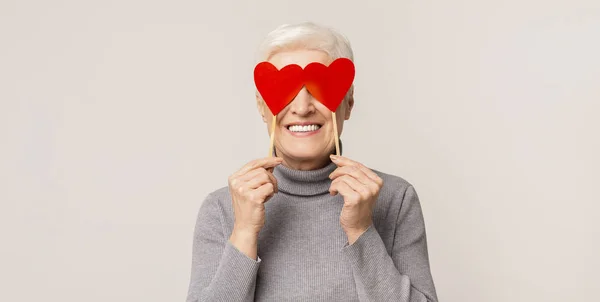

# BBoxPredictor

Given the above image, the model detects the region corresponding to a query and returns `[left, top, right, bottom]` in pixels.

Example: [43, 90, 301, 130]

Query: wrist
[229, 228, 259, 260]
[344, 224, 371, 245]
[232, 225, 260, 238]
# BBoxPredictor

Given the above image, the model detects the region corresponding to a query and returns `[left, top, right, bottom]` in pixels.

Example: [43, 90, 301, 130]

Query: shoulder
[206, 185, 231, 200]
[370, 167, 416, 200]
[196, 185, 231, 219]
[367, 167, 425, 232]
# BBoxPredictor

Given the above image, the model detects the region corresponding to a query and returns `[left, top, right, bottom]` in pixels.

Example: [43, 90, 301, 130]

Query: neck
[273, 159, 337, 196]
[278, 156, 331, 171]
[273, 138, 343, 171]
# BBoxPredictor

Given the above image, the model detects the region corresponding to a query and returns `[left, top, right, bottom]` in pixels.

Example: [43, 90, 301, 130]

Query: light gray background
[1, 0, 598, 301]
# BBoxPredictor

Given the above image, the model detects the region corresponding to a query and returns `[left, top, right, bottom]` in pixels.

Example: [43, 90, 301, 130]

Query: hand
[228, 156, 283, 236]
[228, 157, 283, 260]
[328, 155, 383, 244]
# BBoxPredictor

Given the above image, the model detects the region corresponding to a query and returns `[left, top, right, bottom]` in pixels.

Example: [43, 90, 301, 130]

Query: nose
[289, 87, 316, 116]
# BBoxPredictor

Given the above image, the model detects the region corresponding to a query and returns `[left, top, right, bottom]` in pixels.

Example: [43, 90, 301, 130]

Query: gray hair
[255, 22, 355, 104]
[256, 22, 354, 62]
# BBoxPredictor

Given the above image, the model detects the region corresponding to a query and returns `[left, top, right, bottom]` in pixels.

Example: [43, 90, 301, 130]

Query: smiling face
[256, 49, 354, 171]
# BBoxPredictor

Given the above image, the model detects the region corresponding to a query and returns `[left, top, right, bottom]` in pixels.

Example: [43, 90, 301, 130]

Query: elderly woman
[186, 22, 438, 302]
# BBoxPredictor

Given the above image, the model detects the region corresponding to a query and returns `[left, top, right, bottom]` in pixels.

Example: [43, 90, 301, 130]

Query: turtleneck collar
[272, 139, 342, 196]
[273, 160, 338, 196]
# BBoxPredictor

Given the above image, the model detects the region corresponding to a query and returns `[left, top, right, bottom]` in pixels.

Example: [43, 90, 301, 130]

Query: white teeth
[288, 124, 321, 132]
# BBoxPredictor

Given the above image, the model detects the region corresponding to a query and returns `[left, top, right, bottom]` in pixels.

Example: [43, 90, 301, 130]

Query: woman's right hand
[228, 156, 284, 236]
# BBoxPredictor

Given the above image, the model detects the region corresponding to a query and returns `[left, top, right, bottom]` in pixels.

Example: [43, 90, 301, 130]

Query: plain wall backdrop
[1, 0, 599, 301]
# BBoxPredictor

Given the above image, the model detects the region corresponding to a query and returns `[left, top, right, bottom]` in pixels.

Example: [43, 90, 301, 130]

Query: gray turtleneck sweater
[186, 160, 438, 301]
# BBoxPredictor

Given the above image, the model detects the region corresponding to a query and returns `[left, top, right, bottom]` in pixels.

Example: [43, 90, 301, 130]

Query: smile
[285, 124, 322, 137]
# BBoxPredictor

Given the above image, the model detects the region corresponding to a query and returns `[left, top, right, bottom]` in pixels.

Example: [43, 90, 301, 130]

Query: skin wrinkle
[187, 23, 437, 302]
[256, 49, 354, 171]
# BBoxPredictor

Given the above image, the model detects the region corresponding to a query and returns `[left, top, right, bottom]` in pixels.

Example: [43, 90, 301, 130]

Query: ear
[256, 91, 268, 123]
[344, 86, 354, 120]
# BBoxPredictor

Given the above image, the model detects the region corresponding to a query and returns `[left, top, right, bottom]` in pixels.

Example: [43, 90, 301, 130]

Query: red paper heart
[254, 62, 304, 115]
[304, 58, 355, 112]
[253, 58, 355, 115]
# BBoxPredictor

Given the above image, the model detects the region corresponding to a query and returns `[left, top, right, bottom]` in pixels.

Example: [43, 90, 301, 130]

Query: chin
[279, 143, 326, 160]
[289, 152, 321, 161]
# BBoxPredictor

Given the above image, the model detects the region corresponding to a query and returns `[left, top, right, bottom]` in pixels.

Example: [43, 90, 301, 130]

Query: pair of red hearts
[254, 58, 355, 115]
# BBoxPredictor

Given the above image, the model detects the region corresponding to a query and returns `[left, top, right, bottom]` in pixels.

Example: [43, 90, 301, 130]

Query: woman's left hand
[328, 154, 383, 244]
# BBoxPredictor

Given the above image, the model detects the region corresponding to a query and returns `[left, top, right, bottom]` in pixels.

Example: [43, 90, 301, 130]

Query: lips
[285, 122, 323, 129]
[285, 124, 322, 136]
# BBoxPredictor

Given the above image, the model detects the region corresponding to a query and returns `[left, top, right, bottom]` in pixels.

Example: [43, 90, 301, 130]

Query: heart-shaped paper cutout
[304, 58, 355, 112]
[254, 58, 355, 115]
[254, 62, 304, 115]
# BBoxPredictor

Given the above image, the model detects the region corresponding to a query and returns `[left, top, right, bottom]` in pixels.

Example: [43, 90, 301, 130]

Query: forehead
[267, 49, 333, 69]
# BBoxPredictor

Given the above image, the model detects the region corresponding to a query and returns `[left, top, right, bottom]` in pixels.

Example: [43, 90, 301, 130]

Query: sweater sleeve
[340, 185, 438, 302]
[186, 193, 262, 302]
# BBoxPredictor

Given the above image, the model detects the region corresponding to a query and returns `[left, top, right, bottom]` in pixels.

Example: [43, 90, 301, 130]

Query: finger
[330, 179, 361, 203]
[254, 169, 279, 193]
[330, 155, 360, 167]
[330, 166, 380, 196]
[330, 165, 369, 184]
[233, 157, 284, 178]
[243, 171, 271, 189]
[356, 166, 383, 187]
[333, 175, 371, 200]
[331, 156, 383, 186]
[231, 168, 277, 193]
[253, 182, 276, 203]
[265, 169, 278, 193]
[239, 168, 279, 193]
[238, 167, 265, 182]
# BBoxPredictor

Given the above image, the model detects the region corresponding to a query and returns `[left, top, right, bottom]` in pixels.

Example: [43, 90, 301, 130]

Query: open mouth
[286, 124, 323, 133]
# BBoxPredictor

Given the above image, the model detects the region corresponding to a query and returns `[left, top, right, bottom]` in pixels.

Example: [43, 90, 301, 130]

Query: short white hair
[255, 22, 355, 104]
[256, 22, 354, 62]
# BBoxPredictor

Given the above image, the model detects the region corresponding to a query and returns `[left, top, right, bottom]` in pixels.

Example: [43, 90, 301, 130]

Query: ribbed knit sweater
[186, 160, 438, 301]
